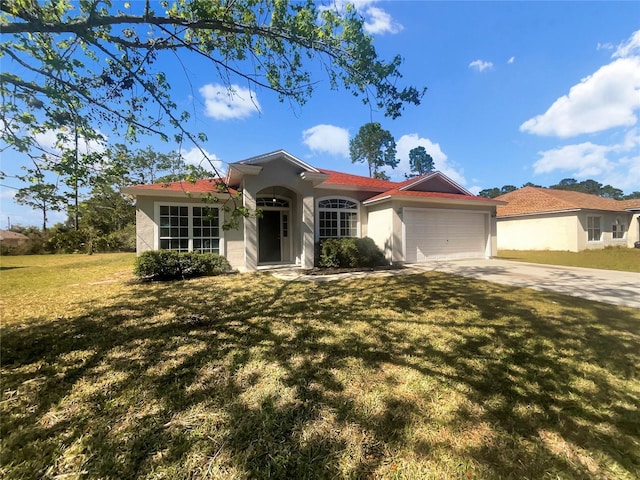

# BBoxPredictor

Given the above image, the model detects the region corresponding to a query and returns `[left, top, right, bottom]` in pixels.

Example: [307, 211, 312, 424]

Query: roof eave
[316, 183, 389, 193]
[122, 187, 234, 199]
[497, 208, 582, 219]
[363, 194, 503, 207]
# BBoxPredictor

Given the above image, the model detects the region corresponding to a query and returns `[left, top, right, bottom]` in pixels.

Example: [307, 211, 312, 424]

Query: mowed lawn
[498, 248, 640, 273]
[1, 254, 639, 479]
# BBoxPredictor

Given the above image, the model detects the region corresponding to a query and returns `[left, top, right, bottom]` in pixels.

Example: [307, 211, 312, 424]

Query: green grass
[1, 254, 639, 479]
[497, 248, 640, 273]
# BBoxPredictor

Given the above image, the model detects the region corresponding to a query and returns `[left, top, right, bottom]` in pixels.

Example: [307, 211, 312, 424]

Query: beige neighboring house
[123, 150, 503, 271]
[0, 230, 29, 250]
[496, 187, 640, 252]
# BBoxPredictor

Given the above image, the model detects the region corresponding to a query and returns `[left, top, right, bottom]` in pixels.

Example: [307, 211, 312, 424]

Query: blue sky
[2, 0, 640, 228]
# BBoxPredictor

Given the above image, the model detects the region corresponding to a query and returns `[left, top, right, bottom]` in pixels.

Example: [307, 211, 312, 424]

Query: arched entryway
[256, 188, 293, 264]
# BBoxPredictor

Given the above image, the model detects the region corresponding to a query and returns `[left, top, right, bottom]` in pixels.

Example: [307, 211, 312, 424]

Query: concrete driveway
[414, 259, 640, 309]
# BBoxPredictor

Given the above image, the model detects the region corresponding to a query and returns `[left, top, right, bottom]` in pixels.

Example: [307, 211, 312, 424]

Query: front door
[258, 210, 281, 263]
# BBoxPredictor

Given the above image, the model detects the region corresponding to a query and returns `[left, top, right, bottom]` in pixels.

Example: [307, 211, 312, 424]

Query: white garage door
[404, 209, 487, 262]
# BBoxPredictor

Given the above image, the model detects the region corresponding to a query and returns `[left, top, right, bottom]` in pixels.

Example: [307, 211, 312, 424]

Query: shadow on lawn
[1, 272, 639, 479]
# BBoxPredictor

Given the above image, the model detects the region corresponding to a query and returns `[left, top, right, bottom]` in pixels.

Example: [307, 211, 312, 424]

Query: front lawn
[1, 254, 639, 479]
[498, 247, 640, 273]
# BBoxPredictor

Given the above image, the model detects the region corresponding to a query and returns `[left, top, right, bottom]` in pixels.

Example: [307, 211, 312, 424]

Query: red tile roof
[317, 169, 398, 190]
[125, 179, 237, 195]
[496, 186, 628, 217]
[125, 168, 493, 205]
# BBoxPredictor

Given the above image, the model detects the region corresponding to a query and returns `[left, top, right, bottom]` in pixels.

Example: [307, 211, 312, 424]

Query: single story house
[123, 150, 503, 271]
[496, 186, 640, 251]
[0, 229, 29, 251]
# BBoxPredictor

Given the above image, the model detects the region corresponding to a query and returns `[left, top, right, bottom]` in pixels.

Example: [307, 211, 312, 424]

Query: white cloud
[520, 56, 640, 137]
[302, 124, 350, 157]
[363, 6, 403, 34]
[395, 133, 467, 185]
[321, 1, 402, 35]
[180, 147, 223, 174]
[597, 42, 614, 52]
[507, 56, 515, 64]
[469, 59, 493, 72]
[199, 83, 261, 120]
[532, 129, 640, 191]
[613, 29, 640, 58]
[533, 142, 613, 177]
[33, 128, 106, 157]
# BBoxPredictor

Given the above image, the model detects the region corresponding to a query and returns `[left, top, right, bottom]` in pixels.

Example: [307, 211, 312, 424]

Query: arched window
[318, 198, 358, 238]
[256, 197, 289, 208]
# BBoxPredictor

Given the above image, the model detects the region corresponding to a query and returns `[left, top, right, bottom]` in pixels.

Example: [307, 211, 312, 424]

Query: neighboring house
[123, 150, 502, 271]
[496, 186, 640, 251]
[0, 230, 29, 251]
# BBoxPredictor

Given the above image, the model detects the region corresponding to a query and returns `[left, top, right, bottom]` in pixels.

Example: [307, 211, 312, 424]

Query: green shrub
[319, 237, 388, 268]
[134, 250, 232, 280]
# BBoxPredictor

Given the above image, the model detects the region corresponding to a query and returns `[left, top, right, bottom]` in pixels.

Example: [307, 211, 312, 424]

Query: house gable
[399, 172, 472, 195]
[227, 150, 329, 189]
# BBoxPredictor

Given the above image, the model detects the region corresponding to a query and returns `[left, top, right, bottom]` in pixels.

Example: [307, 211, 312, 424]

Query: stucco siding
[224, 220, 245, 271]
[576, 211, 633, 250]
[135, 196, 156, 254]
[365, 205, 394, 261]
[628, 213, 640, 248]
[498, 214, 578, 251]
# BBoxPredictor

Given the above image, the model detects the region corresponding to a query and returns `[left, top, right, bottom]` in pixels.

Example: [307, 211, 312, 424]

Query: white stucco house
[496, 186, 640, 252]
[123, 150, 503, 271]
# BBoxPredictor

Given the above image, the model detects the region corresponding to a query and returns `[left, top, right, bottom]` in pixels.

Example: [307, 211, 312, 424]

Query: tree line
[479, 178, 640, 200]
[3, 145, 212, 254]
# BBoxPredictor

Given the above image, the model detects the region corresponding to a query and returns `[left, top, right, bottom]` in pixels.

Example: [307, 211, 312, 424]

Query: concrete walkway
[413, 259, 640, 309]
[270, 260, 640, 309]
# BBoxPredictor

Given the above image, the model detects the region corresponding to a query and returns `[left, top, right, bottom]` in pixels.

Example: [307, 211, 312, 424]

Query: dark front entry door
[258, 210, 281, 263]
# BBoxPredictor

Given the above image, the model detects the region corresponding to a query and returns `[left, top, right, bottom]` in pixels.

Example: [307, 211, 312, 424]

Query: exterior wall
[576, 211, 633, 250]
[133, 194, 245, 268]
[364, 204, 394, 261]
[628, 213, 640, 248]
[497, 211, 635, 251]
[135, 196, 157, 254]
[497, 213, 579, 251]
[224, 218, 245, 270]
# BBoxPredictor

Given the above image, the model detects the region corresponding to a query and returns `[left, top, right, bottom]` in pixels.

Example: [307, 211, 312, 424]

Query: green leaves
[350, 122, 398, 178]
[3, 0, 425, 229]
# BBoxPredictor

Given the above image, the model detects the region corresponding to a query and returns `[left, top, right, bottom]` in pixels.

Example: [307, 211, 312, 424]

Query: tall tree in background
[1, 0, 425, 180]
[14, 168, 65, 231]
[407, 146, 434, 177]
[350, 122, 398, 179]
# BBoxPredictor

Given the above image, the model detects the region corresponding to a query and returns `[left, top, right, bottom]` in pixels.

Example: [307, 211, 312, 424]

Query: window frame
[586, 215, 602, 242]
[316, 196, 361, 240]
[612, 218, 626, 240]
[154, 202, 224, 255]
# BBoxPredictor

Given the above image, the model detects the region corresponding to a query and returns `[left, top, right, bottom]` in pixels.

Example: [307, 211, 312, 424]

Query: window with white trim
[318, 198, 358, 238]
[158, 204, 220, 253]
[159, 206, 189, 251]
[192, 207, 220, 253]
[587, 216, 602, 242]
[612, 218, 626, 239]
